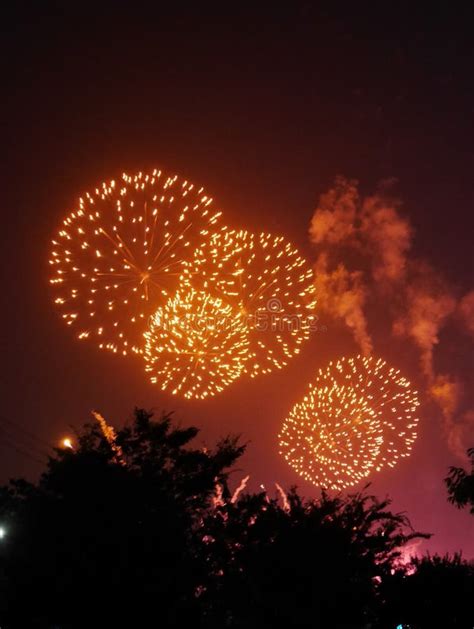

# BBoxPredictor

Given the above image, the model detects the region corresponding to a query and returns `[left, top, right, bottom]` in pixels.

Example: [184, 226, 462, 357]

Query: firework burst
[49, 169, 222, 355]
[279, 355, 420, 489]
[144, 288, 249, 399]
[183, 229, 316, 377]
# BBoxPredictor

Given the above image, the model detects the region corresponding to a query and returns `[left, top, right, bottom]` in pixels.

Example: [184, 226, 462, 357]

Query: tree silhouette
[445, 447, 474, 514]
[1, 408, 471, 629]
[0, 408, 244, 628]
[380, 553, 474, 629]
[198, 487, 426, 628]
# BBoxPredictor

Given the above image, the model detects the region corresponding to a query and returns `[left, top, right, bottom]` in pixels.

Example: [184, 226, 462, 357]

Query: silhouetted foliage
[380, 553, 474, 629]
[446, 447, 474, 514]
[0, 409, 472, 628]
[198, 488, 426, 629]
[0, 408, 244, 628]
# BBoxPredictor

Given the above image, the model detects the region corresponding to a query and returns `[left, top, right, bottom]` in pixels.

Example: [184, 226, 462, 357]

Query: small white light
[0, 527, 6, 539]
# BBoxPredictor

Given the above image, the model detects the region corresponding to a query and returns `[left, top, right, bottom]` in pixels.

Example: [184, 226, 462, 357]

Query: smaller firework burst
[279, 356, 420, 489]
[183, 229, 317, 378]
[144, 288, 249, 399]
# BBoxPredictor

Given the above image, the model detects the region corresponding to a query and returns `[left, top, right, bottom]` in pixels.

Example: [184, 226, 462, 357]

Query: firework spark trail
[144, 288, 250, 399]
[212, 483, 225, 509]
[279, 355, 420, 490]
[92, 411, 125, 466]
[49, 169, 222, 356]
[275, 483, 290, 511]
[231, 475, 250, 503]
[183, 229, 317, 378]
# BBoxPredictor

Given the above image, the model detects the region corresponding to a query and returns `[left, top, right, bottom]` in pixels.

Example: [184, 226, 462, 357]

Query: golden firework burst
[144, 288, 249, 399]
[49, 169, 222, 355]
[183, 229, 316, 377]
[279, 355, 420, 489]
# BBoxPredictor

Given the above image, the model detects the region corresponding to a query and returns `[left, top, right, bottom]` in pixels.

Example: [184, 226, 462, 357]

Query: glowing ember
[279, 355, 420, 489]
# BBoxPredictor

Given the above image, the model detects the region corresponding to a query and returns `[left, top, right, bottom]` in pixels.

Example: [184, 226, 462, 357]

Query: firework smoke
[310, 177, 474, 458]
[314, 253, 373, 355]
[309, 176, 358, 246]
[392, 266, 457, 380]
[360, 187, 412, 283]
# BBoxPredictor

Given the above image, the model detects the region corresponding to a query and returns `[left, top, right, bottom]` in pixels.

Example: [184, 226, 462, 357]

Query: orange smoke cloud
[310, 177, 412, 284]
[430, 374, 462, 418]
[309, 176, 358, 245]
[361, 192, 412, 283]
[314, 253, 373, 355]
[429, 376, 473, 460]
[393, 275, 457, 380]
[446, 410, 474, 461]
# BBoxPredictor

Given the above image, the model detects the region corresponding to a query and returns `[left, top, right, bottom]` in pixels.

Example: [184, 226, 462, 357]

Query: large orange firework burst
[49, 170, 222, 355]
[144, 288, 249, 399]
[183, 229, 316, 377]
[279, 356, 420, 490]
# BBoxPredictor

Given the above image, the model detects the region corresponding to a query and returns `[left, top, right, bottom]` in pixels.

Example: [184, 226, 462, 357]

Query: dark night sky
[1, 3, 473, 556]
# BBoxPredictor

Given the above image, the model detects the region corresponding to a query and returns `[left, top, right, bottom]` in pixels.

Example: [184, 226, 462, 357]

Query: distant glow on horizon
[144, 288, 250, 399]
[279, 355, 420, 490]
[62, 438, 73, 449]
[183, 229, 317, 377]
[49, 169, 223, 356]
